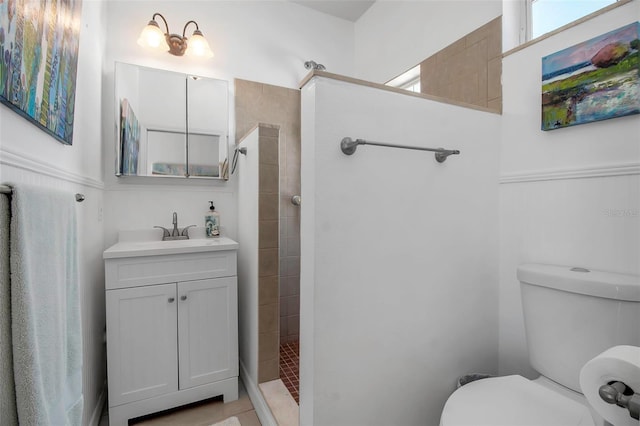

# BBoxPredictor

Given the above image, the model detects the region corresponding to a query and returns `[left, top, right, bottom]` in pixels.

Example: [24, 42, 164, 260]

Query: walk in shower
[235, 78, 301, 404]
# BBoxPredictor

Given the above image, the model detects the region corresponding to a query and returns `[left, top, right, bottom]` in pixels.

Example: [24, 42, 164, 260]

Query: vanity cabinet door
[178, 277, 238, 389]
[106, 283, 179, 406]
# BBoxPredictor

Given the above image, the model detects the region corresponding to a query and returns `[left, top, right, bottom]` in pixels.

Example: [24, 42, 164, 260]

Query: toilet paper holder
[599, 381, 640, 420]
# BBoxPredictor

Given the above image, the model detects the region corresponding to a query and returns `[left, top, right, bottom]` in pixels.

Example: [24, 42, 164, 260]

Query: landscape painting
[542, 22, 640, 131]
[0, 0, 83, 145]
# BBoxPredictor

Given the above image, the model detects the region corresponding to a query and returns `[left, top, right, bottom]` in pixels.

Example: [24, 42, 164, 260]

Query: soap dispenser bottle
[205, 201, 220, 238]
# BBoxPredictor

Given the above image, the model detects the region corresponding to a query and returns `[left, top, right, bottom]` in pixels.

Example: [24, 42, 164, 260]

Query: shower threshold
[258, 379, 299, 426]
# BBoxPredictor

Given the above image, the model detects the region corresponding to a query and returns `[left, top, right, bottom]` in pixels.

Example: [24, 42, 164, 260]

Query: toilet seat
[440, 375, 595, 426]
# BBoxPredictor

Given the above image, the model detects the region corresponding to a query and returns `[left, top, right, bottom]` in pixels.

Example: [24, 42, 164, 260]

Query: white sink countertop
[103, 228, 238, 259]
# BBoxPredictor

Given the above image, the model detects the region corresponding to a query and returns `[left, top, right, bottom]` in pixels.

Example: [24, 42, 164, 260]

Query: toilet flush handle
[599, 381, 640, 420]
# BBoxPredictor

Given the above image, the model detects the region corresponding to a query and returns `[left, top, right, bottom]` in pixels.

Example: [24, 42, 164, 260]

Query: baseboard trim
[0, 146, 104, 190]
[240, 361, 277, 426]
[499, 162, 640, 184]
[87, 382, 107, 426]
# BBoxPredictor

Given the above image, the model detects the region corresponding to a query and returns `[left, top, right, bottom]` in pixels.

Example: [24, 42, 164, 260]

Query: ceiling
[290, 1, 376, 22]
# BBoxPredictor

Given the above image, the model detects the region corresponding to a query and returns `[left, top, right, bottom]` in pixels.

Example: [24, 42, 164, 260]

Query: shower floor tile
[279, 340, 299, 403]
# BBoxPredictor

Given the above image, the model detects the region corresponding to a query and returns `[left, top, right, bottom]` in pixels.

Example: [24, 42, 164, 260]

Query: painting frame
[541, 22, 640, 131]
[0, 0, 84, 145]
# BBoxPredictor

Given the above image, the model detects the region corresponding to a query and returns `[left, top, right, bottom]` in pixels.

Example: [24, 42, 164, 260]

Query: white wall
[354, 0, 502, 83]
[236, 129, 260, 386]
[300, 77, 501, 426]
[498, 0, 640, 378]
[102, 0, 354, 248]
[105, 0, 355, 88]
[0, 1, 108, 424]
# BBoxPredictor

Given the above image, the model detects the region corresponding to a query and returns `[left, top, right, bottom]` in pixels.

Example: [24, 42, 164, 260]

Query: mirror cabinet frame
[115, 62, 230, 180]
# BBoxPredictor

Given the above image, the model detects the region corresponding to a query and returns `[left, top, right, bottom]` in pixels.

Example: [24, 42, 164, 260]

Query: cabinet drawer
[105, 250, 237, 290]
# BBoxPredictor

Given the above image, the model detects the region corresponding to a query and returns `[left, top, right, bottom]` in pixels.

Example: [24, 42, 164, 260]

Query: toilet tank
[518, 263, 640, 393]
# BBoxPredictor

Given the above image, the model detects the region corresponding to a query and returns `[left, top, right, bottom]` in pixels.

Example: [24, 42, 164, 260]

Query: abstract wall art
[542, 22, 639, 130]
[120, 98, 140, 175]
[0, 0, 83, 145]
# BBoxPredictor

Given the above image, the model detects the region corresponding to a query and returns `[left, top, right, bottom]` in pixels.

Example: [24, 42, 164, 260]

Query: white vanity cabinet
[104, 236, 239, 426]
[106, 283, 179, 406]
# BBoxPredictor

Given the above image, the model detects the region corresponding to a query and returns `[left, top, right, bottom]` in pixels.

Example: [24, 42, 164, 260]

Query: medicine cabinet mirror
[115, 62, 229, 179]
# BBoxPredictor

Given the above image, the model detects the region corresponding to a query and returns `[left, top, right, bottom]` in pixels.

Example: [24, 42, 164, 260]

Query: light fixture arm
[152, 12, 170, 35]
[182, 20, 200, 38]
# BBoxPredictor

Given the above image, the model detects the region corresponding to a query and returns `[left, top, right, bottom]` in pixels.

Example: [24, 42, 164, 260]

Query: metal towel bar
[0, 185, 85, 202]
[340, 137, 460, 163]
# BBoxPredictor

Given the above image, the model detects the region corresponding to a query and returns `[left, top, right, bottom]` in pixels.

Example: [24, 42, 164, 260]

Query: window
[528, 0, 618, 40]
[386, 65, 421, 93]
[402, 79, 421, 93]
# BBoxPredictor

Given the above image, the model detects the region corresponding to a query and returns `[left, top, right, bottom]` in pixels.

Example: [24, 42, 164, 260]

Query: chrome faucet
[154, 212, 196, 241]
[172, 212, 179, 236]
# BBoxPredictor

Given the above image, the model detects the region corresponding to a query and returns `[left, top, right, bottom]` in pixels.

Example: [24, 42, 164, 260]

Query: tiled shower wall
[256, 124, 280, 383]
[235, 79, 301, 346]
[420, 16, 502, 112]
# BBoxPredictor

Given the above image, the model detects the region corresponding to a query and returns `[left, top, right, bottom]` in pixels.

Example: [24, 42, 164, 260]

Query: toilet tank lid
[517, 264, 640, 301]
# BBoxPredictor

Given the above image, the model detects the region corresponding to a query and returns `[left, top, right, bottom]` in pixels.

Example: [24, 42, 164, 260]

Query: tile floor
[279, 341, 299, 404]
[98, 380, 260, 426]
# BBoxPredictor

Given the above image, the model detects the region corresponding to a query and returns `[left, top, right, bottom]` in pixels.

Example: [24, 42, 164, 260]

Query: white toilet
[440, 263, 640, 426]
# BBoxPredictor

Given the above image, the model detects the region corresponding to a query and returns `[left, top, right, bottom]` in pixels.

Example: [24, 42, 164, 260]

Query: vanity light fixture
[137, 13, 214, 58]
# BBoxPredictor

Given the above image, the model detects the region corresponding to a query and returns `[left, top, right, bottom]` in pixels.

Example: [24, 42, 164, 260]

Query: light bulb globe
[137, 21, 169, 51]
[185, 31, 214, 58]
